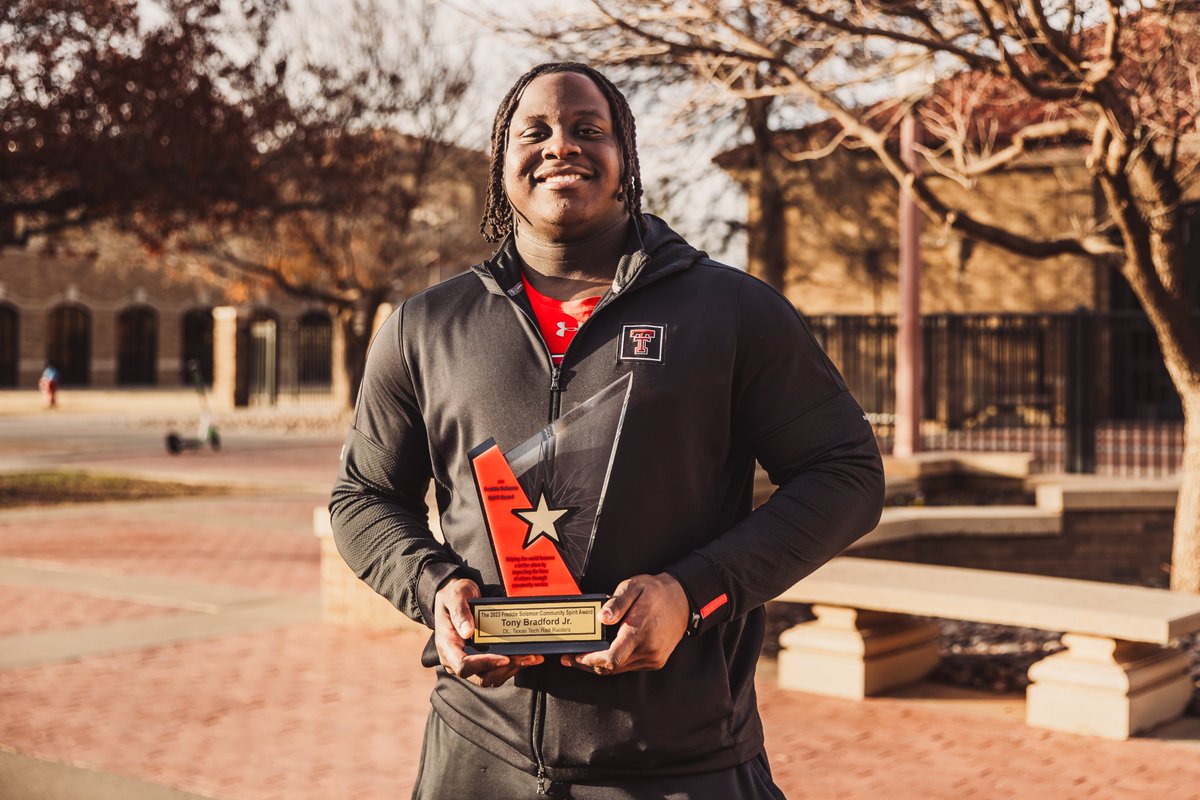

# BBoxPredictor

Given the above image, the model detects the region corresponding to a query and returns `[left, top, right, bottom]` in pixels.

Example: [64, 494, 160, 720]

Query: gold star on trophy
[514, 492, 570, 548]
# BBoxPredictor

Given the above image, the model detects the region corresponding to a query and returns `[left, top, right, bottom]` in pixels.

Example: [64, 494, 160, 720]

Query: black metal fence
[280, 313, 335, 402]
[808, 311, 1187, 476]
[241, 312, 335, 406]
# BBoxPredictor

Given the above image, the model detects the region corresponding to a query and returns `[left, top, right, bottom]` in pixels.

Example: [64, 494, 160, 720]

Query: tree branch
[1020, 0, 1085, 75]
[777, 0, 998, 71]
[928, 117, 1095, 177]
[192, 237, 349, 307]
[780, 128, 850, 163]
[1081, 0, 1123, 91]
[962, 0, 1082, 101]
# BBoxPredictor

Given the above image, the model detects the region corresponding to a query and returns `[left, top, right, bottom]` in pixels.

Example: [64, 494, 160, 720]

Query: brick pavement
[2, 420, 1200, 799]
[3, 621, 1200, 799]
[756, 683, 1200, 799]
[0, 495, 322, 596]
[0, 584, 178, 637]
[0, 626, 429, 800]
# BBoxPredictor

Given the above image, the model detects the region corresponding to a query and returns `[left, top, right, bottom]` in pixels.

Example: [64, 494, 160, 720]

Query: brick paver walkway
[0, 495, 322, 596]
[2, 419, 1199, 799]
[756, 684, 1200, 798]
[0, 584, 178, 637]
[4, 618, 1200, 799]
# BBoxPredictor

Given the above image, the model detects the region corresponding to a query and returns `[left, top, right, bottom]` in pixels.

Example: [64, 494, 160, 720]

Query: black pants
[413, 709, 787, 800]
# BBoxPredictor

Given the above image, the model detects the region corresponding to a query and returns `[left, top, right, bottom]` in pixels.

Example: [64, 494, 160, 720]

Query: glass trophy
[465, 373, 632, 655]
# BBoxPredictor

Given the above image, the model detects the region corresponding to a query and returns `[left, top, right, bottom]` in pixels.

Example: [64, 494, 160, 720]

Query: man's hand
[561, 573, 689, 676]
[433, 577, 543, 688]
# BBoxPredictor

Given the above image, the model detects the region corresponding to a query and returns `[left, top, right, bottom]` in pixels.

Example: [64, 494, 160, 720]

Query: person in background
[39, 364, 58, 409]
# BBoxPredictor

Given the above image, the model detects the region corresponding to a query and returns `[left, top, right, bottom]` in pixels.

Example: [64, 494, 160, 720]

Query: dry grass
[0, 471, 229, 509]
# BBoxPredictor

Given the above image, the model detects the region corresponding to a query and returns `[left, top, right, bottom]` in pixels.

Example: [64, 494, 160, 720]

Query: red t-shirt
[520, 274, 601, 365]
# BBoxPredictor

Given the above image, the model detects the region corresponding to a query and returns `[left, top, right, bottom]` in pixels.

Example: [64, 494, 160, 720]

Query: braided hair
[480, 62, 643, 243]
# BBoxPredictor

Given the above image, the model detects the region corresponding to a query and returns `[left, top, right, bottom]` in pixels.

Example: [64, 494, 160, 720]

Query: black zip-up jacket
[330, 215, 884, 784]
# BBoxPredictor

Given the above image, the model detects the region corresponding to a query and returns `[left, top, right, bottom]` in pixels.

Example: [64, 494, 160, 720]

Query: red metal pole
[894, 110, 923, 457]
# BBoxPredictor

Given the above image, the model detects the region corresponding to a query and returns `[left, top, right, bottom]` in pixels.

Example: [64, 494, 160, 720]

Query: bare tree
[0, 0, 303, 243]
[517, 1, 1200, 591]
[176, 0, 486, 406]
[4, 0, 485, 405]
[502, 2, 810, 288]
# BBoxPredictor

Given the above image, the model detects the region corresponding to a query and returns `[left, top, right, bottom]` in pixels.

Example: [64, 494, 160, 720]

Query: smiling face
[502, 71, 628, 242]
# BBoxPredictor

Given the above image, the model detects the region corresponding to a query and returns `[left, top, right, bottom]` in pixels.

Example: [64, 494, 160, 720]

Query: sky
[130, 0, 747, 262]
[285, 0, 747, 262]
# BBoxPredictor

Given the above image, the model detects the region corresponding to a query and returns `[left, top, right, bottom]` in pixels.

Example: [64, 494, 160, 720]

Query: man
[330, 62, 884, 798]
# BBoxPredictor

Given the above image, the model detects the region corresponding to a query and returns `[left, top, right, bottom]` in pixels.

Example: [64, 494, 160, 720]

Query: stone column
[778, 605, 940, 699]
[1026, 633, 1193, 739]
[893, 110, 924, 457]
[211, 306, 239, 412]
[330, 318, 350, 410]
[372, 303, 394, 342]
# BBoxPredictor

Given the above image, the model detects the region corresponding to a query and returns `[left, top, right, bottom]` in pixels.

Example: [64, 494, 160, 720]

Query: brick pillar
[92, 307, 117, 387]
[330, 317, 350, 410]
[372, 303, 394, 342]
[211, 307, 239, 411]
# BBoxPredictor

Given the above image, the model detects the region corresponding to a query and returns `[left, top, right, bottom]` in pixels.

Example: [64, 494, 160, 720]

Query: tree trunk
[341, 316, 367, 409]
[337, 296, 384, 409]
[1170, 389, 1200, 592]
[745, 97, 787, 292]
[1098, 171, 1200, 592]
[748, 159, 787, 292]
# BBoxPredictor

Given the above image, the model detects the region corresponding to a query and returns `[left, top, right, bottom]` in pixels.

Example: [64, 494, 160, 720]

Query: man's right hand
[433, 577, 543, 688]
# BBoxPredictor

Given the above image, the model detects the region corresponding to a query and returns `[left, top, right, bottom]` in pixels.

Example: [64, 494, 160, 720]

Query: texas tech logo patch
[620, 324, 664, 363]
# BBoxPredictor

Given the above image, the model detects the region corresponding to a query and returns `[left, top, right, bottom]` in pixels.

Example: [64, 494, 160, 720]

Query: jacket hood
[471, 214, 707, 302]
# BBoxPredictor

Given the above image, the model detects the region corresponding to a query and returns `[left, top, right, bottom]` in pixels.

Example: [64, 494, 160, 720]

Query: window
[0, 303, 17, 387]
[47, 304, 91, 386]
[117, 305, 158, 385]
[181, 308, 214, 384]
[297, 310, 333, 386]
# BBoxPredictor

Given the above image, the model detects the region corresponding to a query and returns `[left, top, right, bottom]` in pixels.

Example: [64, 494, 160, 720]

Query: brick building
[714, 143, 1200, 317]
[0, 244, 337, 393]
[0, 137, 491, 401]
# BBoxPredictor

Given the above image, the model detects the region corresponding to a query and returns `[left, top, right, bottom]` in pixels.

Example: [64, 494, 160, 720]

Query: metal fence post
[1065, 308, 1097, 473]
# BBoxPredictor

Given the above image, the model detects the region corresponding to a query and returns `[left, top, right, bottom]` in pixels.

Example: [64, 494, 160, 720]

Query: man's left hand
[561, 572, 689, 676]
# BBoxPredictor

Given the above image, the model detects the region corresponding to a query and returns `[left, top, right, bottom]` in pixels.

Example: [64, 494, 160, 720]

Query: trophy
[465, 373, 632, 655]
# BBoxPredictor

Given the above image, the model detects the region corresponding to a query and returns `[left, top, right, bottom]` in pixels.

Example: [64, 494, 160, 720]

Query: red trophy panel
[470, 442, 580, 597]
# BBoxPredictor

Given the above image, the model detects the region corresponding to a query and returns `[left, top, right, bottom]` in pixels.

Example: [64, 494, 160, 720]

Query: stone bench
[775, 557, 1200, 739]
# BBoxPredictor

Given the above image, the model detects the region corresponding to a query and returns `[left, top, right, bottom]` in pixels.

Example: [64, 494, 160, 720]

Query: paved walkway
[2, 403, 1200, 798]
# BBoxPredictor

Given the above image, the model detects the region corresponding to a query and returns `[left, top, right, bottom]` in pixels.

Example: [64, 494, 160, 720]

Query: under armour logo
[619, 324, 664, 363]
[556, 321, 577, 338]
